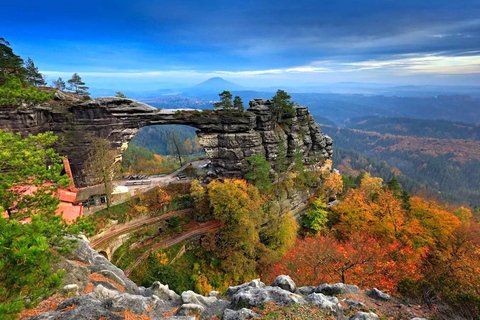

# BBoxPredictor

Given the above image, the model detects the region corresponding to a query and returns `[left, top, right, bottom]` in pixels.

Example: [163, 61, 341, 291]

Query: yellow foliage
[134, 205, 149, 215]
[323, 173, 343, 197]
[194, 274, 213, 295]
[190, 179, 205, 202]
[360, 172, 383, 196]
[453, 206, 472, 226]
[153, 251, 168, 265]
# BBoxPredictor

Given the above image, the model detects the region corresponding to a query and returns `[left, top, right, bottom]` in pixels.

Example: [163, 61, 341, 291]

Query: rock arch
[0, 97, 333, 187]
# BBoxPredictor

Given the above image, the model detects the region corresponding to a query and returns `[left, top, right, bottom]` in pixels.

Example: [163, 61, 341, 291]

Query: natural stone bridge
[0, 97, 333, 186]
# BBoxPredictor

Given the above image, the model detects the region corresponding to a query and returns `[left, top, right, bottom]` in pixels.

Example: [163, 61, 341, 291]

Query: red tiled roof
[56, 205, 83, 224]
[57, 188, 78, 203]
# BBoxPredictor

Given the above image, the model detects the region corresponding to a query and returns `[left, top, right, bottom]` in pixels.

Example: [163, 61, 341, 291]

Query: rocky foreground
[23, 239, 432, 320]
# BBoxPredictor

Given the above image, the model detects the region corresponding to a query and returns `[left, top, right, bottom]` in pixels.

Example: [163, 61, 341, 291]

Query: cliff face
[0, 96, 333, 186]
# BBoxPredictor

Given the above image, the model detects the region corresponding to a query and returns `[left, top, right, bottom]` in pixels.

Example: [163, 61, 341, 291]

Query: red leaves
[262, 234, 424, 293]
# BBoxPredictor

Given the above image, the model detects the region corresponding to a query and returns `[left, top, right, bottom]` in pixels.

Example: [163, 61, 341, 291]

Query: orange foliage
[153, 154, 163, 162]
[84, 282, 94, 294]
[333, 184, 461, 247]
[88, 273, 125, 292]
[114, 311, 152, 320]
[19, 294, 66, 319]
[262, 234, 424, 293]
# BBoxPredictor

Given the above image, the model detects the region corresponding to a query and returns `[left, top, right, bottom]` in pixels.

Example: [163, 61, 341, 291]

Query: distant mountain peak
[191, 77, 244, 91]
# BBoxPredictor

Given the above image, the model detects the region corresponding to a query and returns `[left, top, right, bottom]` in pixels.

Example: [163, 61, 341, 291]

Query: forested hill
[347, 116, 480, 140]
[322, 121, 480, 206]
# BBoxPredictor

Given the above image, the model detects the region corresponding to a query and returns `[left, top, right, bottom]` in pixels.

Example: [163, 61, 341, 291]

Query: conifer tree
[213, 90, 233, 110]
[67, 73, 89, 96]
[233, 95, 244, 112]
[0, 38, 25, 85]
[24, 58, 46, 86]
[245, 155, 271, 192]
[52, 77, 66, 90]
[272, 89, 296, 122]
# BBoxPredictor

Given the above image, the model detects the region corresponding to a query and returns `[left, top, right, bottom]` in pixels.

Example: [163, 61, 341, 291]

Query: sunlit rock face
[0, 97, 332, 186]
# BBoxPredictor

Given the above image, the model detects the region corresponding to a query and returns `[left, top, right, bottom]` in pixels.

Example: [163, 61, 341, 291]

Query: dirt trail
[124, 220, 221, 276]
[90, 208, 193, 248]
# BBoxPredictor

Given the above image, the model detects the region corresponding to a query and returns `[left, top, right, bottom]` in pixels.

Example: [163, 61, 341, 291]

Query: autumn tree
[420, 225, 480, 318]
[190, 179, 210, 219]
[85, 137, 119, 210]
[262, 233, 423, 293]
[207, 179, 265, 281]
[183, 138, 193, 154]
[260, 212, 298, 257]
[453, 206, 472, 225]
[303, 196, 330, 233]
[323, 172, 343, 199]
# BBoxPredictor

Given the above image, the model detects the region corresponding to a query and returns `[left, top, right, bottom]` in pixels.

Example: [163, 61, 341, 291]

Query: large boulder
[271, 275, 296, 293]
[316, 283, 360, 296]
[223, 308, 261, 320]
[229, 286, 305, 310]
[178, 290, 229, 319]
[226, 279, 265, 299]
[365, 288, 391, 301]
[350, 312, 380, 320]
[305, 293, 343, 318]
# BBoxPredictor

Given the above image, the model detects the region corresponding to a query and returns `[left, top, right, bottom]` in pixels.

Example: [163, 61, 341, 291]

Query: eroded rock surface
[0, 97, 332, 186]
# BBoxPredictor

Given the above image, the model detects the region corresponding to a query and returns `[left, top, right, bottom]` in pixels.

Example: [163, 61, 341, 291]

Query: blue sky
[2, 0, 480, 90]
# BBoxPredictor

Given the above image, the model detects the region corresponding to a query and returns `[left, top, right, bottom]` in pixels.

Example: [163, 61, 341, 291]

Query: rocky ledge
[25, 239, 431, 320]
[0, 95, 333, 186]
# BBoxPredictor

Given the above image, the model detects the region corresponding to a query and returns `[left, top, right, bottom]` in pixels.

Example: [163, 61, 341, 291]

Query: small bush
[0, 76, 52, 106]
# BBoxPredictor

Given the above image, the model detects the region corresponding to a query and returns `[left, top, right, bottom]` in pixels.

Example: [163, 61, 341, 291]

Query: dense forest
[347, 116, 480, 140]
[129, 125, 199, 155]
[323, 124, 480, 206]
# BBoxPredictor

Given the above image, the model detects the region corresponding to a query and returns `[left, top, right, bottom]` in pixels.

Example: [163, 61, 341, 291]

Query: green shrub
[0, 76, 52, 107]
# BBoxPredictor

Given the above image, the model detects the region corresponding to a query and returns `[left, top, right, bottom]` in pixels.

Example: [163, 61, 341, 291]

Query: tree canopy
[0, 130, 86, 318]
[67, 73, 89, 96]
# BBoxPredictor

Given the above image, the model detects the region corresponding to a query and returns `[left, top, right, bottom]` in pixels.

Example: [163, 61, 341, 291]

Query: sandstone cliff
[0, 95, 333, 186]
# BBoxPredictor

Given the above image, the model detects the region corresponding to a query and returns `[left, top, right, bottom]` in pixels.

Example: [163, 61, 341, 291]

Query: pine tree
[272, 89, 296, 122]
[233, 95, 244, 112]
[52, 77, 66, 90]
[245, 155, 271, 192]
[24, 58, 46, 86]
[67, 73, 89, 96]
[213, 90, 233, 110]
[0, 38, 25, 85]
[115, 91, 126, 98]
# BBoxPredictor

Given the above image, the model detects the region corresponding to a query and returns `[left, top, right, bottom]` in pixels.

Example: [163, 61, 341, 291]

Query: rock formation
[0, 95, 332, 187]
[27, 239, 431, 320]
